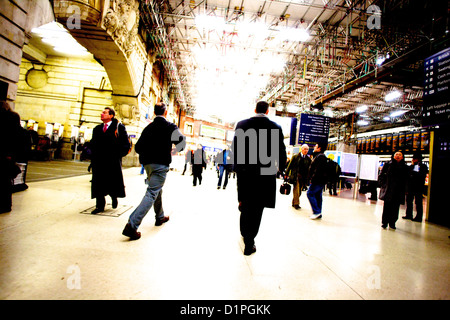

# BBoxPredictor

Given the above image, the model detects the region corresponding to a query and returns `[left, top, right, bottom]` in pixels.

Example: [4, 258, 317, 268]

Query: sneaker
[310, 213, 322, 220]
[155, 216, 170, 226]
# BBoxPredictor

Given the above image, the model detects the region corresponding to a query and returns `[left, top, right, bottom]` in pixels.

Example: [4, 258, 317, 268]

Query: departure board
[423, 47, 450, 126]
[297, 113, 330, 148]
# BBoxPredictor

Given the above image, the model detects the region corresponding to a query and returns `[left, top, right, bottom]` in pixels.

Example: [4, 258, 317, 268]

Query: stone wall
[0, 0, 54, 105]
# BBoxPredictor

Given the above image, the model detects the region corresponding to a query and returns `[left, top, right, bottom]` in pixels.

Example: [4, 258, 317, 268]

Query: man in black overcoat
[232, 101, 287, 255]
[403, 152, 429, 222]
[90, 107, 130, 214]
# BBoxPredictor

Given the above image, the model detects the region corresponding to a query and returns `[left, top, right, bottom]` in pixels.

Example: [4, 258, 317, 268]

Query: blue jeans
[307, 183, 325, 215]
[217, 165, 229, 187]
[128, 164, 169, 230]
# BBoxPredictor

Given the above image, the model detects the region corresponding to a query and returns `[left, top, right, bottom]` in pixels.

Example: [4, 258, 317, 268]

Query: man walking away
[217, 147, 232, 189]
[307, 143, 328, 220]
[232, 101, 287, 255]
[122, 103, 185, 240]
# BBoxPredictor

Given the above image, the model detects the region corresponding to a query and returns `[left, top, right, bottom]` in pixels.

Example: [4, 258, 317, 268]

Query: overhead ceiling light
[31, 21, 90, 56]
[324, 109, 333, 117]
[357, 120, 370, 126]
[356, 105, 368, 113]
[385, 90, 402, 102]
[376, 56, 386, 66]
[390, 110, 408, 117]
[278, 27, 309, 42]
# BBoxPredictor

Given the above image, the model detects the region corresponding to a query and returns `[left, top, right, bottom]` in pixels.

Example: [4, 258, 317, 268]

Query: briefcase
[279, 182, 291, 195]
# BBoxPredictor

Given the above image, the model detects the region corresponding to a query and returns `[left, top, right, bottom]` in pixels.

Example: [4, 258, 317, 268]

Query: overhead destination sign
[423, 46, 450, 126]
[297, 113, 330, 148]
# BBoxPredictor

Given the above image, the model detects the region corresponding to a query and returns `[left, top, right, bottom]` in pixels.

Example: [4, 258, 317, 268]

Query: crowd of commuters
[3, 99, 430, 254]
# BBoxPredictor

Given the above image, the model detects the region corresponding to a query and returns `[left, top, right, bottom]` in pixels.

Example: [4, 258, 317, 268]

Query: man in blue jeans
[216, 147, 232, 189]
[122, 103, 185, 240]
[307, 143, 328, 220]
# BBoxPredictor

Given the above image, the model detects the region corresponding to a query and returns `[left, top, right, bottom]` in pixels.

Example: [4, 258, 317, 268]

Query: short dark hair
[105, 107, 115, 117]
[317, 142, 328, 152]
[412, 152, 422, 161]
[154, 103, 166, 116]
[255, 101, 269, 114]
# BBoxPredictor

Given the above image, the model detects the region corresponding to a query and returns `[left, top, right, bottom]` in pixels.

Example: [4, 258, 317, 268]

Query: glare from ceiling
[189, 13, 310, 121]
[31, 21, 90, 57]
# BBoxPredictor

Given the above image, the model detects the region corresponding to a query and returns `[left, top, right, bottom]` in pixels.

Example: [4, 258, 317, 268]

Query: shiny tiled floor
[1, 166, 449, 300]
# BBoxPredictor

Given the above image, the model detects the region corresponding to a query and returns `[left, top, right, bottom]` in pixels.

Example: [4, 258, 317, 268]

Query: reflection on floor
[1, 167, 449, 300]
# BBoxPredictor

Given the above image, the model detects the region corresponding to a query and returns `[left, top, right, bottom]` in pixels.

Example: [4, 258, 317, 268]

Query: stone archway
[53, 0, 147, 124]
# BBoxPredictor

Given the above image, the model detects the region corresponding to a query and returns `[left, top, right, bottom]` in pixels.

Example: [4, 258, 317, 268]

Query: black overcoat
[90, 118, 130, 199]
[378, 159, 409, 204]
[232, 115, 287, 208]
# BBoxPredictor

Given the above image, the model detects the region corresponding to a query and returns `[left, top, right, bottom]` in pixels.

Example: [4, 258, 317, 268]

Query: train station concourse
[1, 164, 450, 300]
[1, 0, 450, 303]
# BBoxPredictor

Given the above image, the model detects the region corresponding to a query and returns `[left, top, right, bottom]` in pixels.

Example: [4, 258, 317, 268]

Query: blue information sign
[423, 47, 450, 126]
[297, 113, 330, 148]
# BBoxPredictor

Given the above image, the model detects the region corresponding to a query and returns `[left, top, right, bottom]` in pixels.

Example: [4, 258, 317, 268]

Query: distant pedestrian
[192, 144, 206, 186]
[327, 159, 341, 196]
[307, 143, 328, 220]
[181, 149, 193, 175]
[378, 151, 409, 229]
[216, 147, 232, 189]
[90, 107, 130, 214]
[285, 144, 311, 209]
[122, 103, 185, 240]
[403, 152, 428, 222]
[232, 101, 287, 255]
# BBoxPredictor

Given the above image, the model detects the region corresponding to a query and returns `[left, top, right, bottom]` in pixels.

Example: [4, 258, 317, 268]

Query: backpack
[114, 123, 133, 156]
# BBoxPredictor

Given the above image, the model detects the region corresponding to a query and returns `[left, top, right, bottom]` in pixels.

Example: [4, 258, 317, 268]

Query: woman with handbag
[378, 151, 409, 229]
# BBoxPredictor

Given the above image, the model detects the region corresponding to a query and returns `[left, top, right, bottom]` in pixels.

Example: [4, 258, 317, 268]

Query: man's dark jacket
[232, 115, 287, 208]
[135, 116, 185, 166]
[309, 152, 328, 185]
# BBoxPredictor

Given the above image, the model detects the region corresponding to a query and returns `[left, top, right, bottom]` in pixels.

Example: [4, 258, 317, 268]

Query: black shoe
[244, 245, 256, 256]
[402, 215, 413, 220]
[91, 208, 104, 214]
[389, 224, 396, 230]
[122, 223, 141, 240]
[155, 216, 169, 226]
[292, 204, 301, 209]
[112, 197, 118, 209]
[381, 224, 387, 229]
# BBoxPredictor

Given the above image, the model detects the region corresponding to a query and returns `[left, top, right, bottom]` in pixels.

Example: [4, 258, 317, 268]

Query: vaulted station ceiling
[141, 0, 449, 136]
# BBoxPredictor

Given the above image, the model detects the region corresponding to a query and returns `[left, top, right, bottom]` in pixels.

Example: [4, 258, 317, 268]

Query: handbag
[378, 185, 387, 200]
[279, 182, 291, 195]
